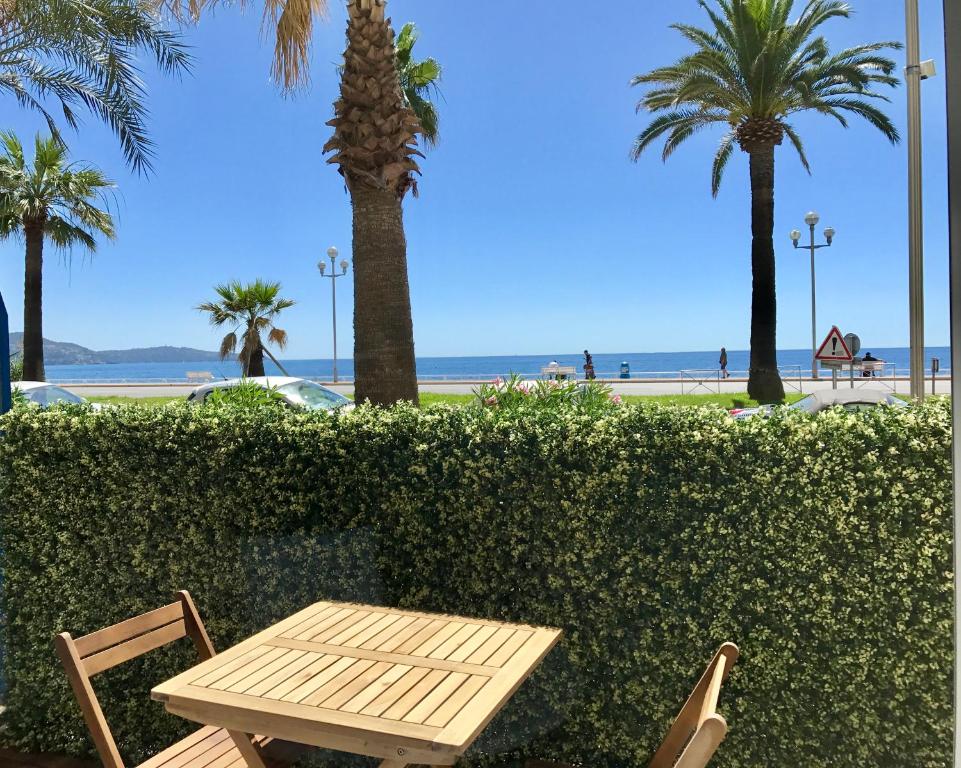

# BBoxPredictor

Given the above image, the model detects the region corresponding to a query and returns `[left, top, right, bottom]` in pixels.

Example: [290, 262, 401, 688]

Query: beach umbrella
[945, 1, 961, 764]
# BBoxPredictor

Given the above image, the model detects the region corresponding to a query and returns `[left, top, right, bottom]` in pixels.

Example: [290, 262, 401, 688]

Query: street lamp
[318, 246, 350, 383]
[791, 211, 836, 380]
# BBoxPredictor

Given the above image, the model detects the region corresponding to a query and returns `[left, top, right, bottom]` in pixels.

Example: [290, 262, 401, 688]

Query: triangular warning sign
[815, 326, 853, 362]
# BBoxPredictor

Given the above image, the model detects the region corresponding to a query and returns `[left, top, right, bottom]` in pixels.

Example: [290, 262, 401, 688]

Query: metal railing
[681, 370, 722, 395]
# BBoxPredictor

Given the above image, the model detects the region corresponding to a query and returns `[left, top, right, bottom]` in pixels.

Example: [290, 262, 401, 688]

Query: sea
[43, 347, 952, 383]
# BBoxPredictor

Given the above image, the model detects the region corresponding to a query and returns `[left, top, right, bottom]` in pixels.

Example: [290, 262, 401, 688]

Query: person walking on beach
[583, 350, 596, 380]
[719, 347, 730, 379]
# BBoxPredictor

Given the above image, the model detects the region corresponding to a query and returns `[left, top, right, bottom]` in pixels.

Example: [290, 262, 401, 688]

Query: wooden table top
[152, 601, 562, 765]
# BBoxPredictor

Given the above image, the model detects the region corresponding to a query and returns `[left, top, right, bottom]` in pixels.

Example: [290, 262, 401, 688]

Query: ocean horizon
[42, 346, 952, 383]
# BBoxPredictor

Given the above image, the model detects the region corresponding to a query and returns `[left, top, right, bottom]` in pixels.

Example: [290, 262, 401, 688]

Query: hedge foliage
[0, 401, 952, 768]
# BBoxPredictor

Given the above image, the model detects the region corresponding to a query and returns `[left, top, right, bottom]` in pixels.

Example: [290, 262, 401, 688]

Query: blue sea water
[44, 347, 952, 383]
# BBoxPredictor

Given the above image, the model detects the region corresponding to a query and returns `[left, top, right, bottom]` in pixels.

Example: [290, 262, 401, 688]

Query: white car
[14, 381, 98, 409]
[730, 389, 907, 419]
[187, 377, 352, 412]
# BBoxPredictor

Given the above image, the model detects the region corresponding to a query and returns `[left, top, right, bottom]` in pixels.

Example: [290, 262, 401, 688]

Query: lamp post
[318, 246, 350, 383]
[905, 0, 936, 400]
[791, 212, 835, 380]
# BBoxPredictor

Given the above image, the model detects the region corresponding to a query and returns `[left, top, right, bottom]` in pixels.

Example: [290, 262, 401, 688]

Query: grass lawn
[86, 392, 809, 409]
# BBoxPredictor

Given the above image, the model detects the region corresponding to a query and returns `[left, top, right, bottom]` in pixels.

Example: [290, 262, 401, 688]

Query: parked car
[14, 381, 99, 409]
[187, 376, 352, 412]
[730, 389, 907, 420]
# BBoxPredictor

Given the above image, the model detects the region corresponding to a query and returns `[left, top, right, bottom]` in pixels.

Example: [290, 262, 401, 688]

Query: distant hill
[8, 333, 228, 365]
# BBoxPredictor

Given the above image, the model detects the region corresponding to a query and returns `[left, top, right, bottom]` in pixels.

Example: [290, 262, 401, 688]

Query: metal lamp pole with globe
[318, 246, 350, 383]
[791, 212, 836, 380]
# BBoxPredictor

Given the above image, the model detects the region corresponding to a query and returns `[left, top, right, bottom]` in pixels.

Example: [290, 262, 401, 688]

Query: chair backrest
[54, 591, 216, 768]
[648, 643, 739, 768]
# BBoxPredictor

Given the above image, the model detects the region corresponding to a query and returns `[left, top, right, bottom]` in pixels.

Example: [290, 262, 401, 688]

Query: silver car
[187, 376, 352, 412]
[731, 389, 907, 419]
[14, 381, 98, 408]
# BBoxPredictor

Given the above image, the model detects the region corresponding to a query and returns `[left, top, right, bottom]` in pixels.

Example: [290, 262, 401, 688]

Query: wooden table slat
[288, 607, 356, 641]
[242, 651, 321, 698]
[300, 659, 377, 707]
[318, 661, 396, 710]
[446, 626, 498, 663]
[379, 668, 450, 721]
[263, 654, 339, 701]
[338, 664, 413, 713]
[282, 656, 358, 704]
[281, 605, 342, 640]
[359, 667, 432, 718]
[209, 648, 291, 691]
[389, 619, 449, 655]
[464, 627, 516, 666]
[401, 673, 469, 725]
[311, 611, 374, 644]
[326, 613, 388, 647]
[424, 676, 489, 728]
[358, 615, 419, 651]
[410, 622, 467, 658]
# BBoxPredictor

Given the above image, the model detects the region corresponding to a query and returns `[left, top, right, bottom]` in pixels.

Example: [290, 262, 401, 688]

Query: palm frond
[711, 130, 737, 196]
[782, 121, 811, 172]
[219, 332, 237, 360]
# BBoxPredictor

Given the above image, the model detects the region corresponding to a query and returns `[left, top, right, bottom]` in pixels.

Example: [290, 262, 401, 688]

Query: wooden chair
[55, 591, 300, 768]
[648, 643, 739, 768]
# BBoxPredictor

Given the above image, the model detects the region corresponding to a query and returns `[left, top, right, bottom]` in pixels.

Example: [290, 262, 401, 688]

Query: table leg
[227, 730, 269, 768]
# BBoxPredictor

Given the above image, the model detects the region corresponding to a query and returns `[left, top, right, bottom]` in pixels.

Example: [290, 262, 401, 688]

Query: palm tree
[395, 22, 442, 147]
[1, 0, 190, 174]
[324, 0, 423, 406]
[631, 0, 900, 403]
[198, 280, 295, 377]
[0, 133, 115, 382]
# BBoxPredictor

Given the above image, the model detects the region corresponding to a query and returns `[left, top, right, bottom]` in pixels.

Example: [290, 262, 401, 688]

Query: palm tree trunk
[247, 344, 266, 377]
[22, 221, 45, 382]
[747, 147, 785, 404]
[350, 183, 419, 406]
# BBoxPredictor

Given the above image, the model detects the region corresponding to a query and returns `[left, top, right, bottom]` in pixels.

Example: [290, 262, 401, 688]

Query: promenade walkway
[66, 376, 952, 399]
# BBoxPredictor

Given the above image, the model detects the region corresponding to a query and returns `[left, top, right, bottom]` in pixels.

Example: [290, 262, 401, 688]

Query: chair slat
[75, 603, 185, 658]
[84, 620, 188, 677]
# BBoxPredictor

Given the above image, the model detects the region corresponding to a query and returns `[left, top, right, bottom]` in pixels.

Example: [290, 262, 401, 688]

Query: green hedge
[0, 401, 952, 768]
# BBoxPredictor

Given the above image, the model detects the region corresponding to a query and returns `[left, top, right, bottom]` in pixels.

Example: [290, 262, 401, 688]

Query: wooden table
[152, 601, 562, 768]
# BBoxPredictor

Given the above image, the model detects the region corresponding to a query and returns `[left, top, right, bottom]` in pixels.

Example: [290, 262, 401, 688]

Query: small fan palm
[0, 133, 115, 382]
[0, 0, 190, 174]
[395, 22, 442, 146]
[631, 0, 900, 402]
[198, 280, 295, 378]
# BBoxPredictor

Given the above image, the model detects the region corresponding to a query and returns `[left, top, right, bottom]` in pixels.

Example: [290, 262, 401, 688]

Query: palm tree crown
[631, 0, 901, 195]
[198, 280, 295, 377]
[0, 133, 115, 256]
[0, 132, 115, 381]
[395, 22, 442, 147]
[1, 0, 190, 174]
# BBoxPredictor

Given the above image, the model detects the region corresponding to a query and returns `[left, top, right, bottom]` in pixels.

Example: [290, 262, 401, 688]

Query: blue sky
[0, 0, 951, 359]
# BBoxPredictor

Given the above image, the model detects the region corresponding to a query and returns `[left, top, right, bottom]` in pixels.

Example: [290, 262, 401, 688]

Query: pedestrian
[719, 347, 730, 379]
[583, 350, 596, 380]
